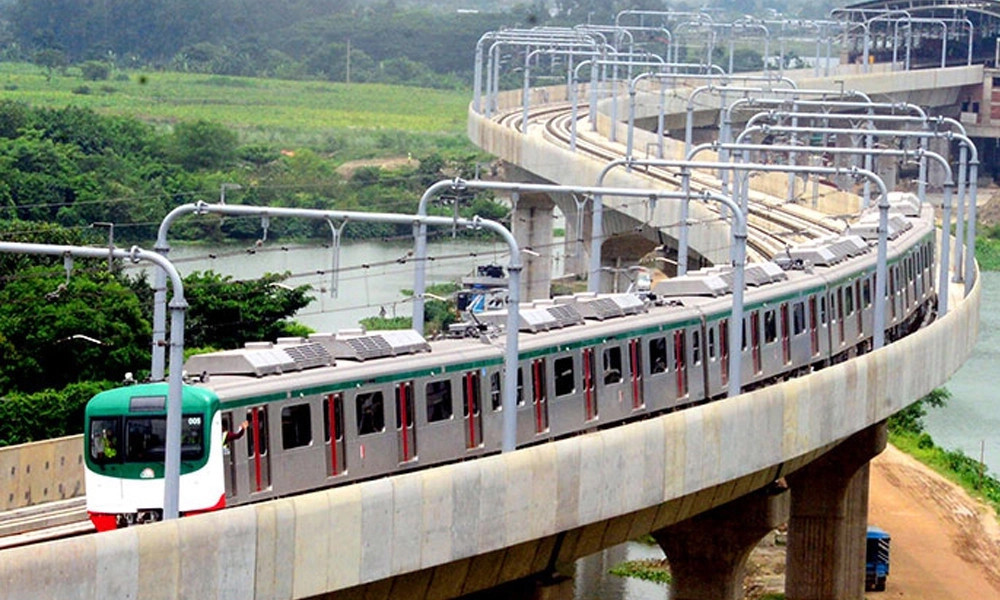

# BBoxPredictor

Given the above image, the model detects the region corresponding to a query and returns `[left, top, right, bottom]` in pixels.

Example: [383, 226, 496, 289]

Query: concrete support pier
[653, 486, 790, 600]
[785, 422, 888, 600]
[511, 193, 554, 300]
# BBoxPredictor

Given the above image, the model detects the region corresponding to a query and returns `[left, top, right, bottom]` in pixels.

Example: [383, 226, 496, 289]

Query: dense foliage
[0, 100, 502, 243]
[974, 223, 1000, 271]
[0, 266, 150, 393]
[0, 380, 111, 446]
[180, 271, 313, 350]
[0, 0, 844, 86]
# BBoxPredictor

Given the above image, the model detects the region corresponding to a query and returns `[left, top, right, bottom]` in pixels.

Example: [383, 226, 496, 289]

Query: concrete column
[560, 201, 590, 281]
[784, 422, 887, 600]
[652, 486, 790, 600]
[512, 193, 554, 302]
[926, 137, 949, 190]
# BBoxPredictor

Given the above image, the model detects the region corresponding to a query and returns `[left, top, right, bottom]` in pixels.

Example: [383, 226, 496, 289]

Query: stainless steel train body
[84, 201, 936, 528]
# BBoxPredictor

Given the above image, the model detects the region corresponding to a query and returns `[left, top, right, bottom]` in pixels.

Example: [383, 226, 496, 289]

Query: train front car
[83, 382, 224, 531]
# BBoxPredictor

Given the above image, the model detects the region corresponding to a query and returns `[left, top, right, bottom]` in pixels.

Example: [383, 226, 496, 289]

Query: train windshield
[88, 415, 205, 463]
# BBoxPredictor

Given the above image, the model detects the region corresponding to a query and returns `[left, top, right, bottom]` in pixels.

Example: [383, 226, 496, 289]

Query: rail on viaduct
[0, 62, 985, 600]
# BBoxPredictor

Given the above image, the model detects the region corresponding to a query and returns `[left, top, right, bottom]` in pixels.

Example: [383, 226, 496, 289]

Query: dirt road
[868, 444, 1000, 599]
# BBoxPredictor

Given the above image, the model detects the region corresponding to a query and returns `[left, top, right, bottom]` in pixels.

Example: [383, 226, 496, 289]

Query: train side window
[490, 372, 502, 410]
[764, 310, 777, 343]
[90, 417, 121, 463]
[554, 356, 575, 396]
[741, 318, 748, 350]
[863, 278, 872, 307]
[280, 403, 312, 450]
[819, 297, 827, 324]
[708, 326, 716, 360]
[356, 391, 385, 436]
[792, 302, 805, 335]
[844, 285, 854, 315]
[603, 346, 623, 384]
[648, 337, 668, 374]
[692, 330, 701, 365]
[425, 379, 453, 423]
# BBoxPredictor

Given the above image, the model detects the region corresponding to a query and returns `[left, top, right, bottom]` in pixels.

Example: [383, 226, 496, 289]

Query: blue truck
[865, 526, 891, 592]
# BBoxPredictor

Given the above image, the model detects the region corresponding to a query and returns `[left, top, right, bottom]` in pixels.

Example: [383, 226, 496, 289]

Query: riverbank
[741, 444, 1000, 598]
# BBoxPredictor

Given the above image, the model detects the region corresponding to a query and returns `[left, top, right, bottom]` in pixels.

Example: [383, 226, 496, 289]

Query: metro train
[83, 196, 936, 531]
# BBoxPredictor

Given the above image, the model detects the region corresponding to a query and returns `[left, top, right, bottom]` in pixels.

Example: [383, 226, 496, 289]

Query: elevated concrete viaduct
[0, 63, 984, 599]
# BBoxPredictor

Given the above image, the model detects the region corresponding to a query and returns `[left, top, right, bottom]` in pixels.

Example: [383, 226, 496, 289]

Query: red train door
[462, 371, 483, 450]
[780, 303, 791, 365]
[628, 338, 643, 409]
[808, 296, 819, 356]
[221, 412, 238, 500]
[719, 319, 730, 387]
[837, 288, 845, 345]
[750, 312, 761, 374]
[531, 358, 549, 434]
[396, 381, 416, 463]
[855, 280, 864, 332]
[246, 405, 270, 494]
[582, 347, 597, 421]
[324, 393, 346, 477]
[674, 330, 687, 397]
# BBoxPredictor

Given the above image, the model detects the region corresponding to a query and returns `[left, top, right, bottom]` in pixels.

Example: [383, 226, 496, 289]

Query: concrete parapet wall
[1, 270, 979, 600]
[0, 435, 83, 511]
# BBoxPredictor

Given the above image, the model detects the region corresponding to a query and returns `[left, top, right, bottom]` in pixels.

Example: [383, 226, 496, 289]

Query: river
[923, 270, 1000, 475]
[130, 237, 521, 332]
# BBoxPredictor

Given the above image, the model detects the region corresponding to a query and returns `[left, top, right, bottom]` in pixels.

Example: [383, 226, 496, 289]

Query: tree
[0, 266, 151, 394]
[888, 388, 950, 435]
[167, 120, 238, 171]
[33, 48, 66, 81]
[181, 271, 313, 349]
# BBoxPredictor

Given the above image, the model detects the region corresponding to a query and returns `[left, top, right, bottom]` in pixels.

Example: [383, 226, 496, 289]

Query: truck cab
[865, 526, 891, 591]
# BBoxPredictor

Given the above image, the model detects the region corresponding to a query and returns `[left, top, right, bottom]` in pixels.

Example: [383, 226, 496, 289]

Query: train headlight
[140, 468, 155, 479]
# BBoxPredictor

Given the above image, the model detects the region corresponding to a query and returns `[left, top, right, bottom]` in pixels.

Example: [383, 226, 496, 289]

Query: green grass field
[0, 62, 472, 149]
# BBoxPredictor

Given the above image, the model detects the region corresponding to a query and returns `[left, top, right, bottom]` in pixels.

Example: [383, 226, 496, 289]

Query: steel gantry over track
[149, 202, 526, 452]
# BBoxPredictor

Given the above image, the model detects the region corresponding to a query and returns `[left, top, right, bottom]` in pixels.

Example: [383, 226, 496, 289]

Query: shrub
[80, 61, 111, 81]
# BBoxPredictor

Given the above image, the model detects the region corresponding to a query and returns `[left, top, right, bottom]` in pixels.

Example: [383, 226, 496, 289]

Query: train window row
[218, 238, 937, 504]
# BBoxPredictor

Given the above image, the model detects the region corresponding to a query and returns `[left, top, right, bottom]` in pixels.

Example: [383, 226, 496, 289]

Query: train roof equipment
[474, 292, 647, 332]
[320, 329, 431, 361]
[652, 271, 730, 298]
[183, 328, 433, 376]
[886, 191, 920, 217]
[775, 234, 871, 268]
[184, 340, 334, 378]
[554, 292, 647, 320]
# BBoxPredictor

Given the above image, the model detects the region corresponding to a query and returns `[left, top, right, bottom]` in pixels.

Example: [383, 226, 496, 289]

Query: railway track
[0, 498, 93, 550]
[495, 100, 846, 262]
[0, 94, 877, 553]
